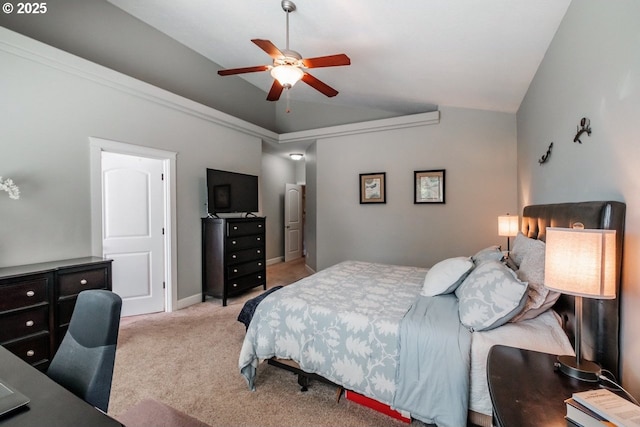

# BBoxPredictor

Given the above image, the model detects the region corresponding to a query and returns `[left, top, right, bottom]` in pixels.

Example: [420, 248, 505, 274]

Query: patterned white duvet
[239, 260, 426, 405]
[238, 259, 574, 423]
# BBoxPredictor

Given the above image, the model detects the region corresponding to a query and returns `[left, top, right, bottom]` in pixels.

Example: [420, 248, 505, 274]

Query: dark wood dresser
[0, 257, 112, 370]
[202, 217, 266, 306]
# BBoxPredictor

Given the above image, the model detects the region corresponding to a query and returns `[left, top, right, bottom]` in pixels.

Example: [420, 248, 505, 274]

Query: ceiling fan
[217, 0, 351, 102]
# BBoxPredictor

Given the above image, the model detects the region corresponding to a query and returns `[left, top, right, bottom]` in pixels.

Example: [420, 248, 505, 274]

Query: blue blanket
[392, 294, 471, 427]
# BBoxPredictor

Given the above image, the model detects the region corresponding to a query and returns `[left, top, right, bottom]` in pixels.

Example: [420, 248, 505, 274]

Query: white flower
[0, 176, 20, 200]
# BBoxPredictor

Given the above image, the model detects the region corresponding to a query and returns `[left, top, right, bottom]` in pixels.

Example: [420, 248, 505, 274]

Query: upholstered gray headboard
[521, 201, 625, 378]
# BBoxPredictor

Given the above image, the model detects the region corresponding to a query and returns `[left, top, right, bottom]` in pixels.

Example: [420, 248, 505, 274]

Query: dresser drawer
[58, 268, 108, 297]
[228, 260, 265, 280]
[228, 247, 264, 265]
[227, 235, 264, 251]
[4, 332, 50, 364]
[57, 297, 80, 328]
[0, 278, 48, 312]
[227, 220, 264, 237]
[228, 272, 266, 294]
[0, 305, 49, 343]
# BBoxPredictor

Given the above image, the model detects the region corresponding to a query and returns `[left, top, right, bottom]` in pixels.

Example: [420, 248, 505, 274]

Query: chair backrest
[47, 289, 122, 412]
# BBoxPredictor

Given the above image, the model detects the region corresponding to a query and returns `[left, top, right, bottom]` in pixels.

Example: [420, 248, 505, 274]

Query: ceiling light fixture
[271, 65, 304, 88]
[290, 153, 304, 160]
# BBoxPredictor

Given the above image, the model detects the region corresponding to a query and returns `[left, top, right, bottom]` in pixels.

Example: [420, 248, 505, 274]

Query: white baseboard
[176, 293, 203, 310]
[266, 257, 283, 266]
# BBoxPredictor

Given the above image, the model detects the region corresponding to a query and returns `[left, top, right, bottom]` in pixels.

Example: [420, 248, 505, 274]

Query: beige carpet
[108, 259, 423, 426]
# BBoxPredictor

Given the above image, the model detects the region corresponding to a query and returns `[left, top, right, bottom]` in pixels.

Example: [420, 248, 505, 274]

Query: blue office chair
[47, 289, 122, 412]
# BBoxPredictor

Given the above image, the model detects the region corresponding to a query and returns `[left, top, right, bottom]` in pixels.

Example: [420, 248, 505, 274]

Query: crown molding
[277, 111, 440, 143]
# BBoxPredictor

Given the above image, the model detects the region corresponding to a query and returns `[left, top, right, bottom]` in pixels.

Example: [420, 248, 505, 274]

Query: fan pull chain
[285, 89, 292, 113]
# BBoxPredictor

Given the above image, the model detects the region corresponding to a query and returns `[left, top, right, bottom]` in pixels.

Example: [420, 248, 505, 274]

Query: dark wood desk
[487, 345, 596, 427]
[0, 346, 122, 426]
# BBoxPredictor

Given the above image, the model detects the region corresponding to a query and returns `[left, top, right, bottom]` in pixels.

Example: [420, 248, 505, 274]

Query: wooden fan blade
[252, 39, 284, 59]
[218, 65, 270, 76]
[301, 73, 339, 97]
[302, 54, 351, 69]
[267, 80, 284, 101]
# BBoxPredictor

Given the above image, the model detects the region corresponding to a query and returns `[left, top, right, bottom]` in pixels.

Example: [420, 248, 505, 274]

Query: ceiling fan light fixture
[271, 65, 304, 88]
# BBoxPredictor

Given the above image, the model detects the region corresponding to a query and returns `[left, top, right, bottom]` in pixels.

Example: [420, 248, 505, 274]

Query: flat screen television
[206, 168, 259, 215]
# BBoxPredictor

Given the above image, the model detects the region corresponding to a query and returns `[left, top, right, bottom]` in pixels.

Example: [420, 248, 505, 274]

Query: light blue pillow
[455, 260, 528, 331]
[471, 245, 504, 265]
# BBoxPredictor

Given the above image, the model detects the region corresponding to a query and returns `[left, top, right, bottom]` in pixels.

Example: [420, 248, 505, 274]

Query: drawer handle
[232, 283, 238, 288]
[26, 320, 34, 327]
[26, 290, 35, 297]
[258, 262, 263, 266]
[258, 224, 262, 228]
[232, 240, 237, 245]
[258, 275, 263, 279]
[232, 255, 237, 259]
[256, 237, 261, 241]
[26, 350, 35, 357]
[233, 269, 238, 273]
[80, 279, 88, 285]
[257, 250, 261, 254]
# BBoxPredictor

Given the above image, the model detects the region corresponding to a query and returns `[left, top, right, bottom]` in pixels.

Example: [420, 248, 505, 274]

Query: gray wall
[517, 0, 640, 396]
[304, 143, 318, 270]
[312, 106, 518, 270]
[0, 28, 263, 303]
[261, 153, 298, 263]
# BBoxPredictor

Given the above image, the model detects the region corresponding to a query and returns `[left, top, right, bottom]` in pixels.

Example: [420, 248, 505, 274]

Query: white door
[101, 152, 165, 316]
[284, 183, 304, 262]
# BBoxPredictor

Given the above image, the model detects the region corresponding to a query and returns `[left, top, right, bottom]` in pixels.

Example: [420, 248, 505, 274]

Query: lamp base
[555, 355, 601, 382]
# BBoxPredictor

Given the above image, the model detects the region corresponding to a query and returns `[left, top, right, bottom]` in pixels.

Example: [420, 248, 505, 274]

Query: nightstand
[487, 345, 595, 427]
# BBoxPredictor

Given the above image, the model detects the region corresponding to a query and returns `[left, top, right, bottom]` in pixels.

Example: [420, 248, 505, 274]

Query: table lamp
[544, 226, 617, 382]
[498, 214, 519, 252]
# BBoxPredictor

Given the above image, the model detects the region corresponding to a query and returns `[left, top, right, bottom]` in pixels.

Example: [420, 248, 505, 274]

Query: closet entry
[284, 184, 304, 262]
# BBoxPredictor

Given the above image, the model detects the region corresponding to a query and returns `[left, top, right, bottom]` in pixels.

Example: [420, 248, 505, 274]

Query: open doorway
[90, 137, 177, 316]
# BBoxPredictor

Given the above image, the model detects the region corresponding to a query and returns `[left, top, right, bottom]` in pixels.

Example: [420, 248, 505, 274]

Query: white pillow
[421, 257, 474, 296]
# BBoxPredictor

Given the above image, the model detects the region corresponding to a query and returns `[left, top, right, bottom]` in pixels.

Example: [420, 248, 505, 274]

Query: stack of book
[565, 389, 640, 427]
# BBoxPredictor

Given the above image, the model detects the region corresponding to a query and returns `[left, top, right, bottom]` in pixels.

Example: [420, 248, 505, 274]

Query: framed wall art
[414, 169, 445, 204]
[359, 172, 386, 204]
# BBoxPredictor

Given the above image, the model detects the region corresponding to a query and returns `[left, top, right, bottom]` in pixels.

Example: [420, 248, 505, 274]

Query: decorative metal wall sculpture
[574, 117, 592, 143]
[539, 142, 553, 165]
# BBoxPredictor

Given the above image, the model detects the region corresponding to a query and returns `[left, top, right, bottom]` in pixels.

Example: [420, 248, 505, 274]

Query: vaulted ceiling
[107, 0, 571, 116]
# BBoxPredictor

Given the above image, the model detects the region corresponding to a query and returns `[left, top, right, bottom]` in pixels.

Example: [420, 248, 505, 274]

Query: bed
[239, 201, 625, 427]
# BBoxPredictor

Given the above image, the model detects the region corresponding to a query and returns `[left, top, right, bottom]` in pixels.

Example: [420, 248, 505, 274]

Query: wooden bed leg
[297, 373, 310, 392]
[335, 386, 344, 402]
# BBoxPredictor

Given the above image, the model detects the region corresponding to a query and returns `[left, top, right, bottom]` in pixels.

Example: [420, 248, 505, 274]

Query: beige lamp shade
[498, 215, 519, 237]
[544, 227, 617, 299]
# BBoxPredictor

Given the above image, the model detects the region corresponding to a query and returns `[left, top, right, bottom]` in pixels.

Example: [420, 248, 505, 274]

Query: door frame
[89, 137, 178, 313]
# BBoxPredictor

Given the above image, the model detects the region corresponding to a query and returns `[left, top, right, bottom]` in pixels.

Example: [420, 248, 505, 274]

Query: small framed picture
[359, 172, 386, 204]
[414, 169, 445, 204]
